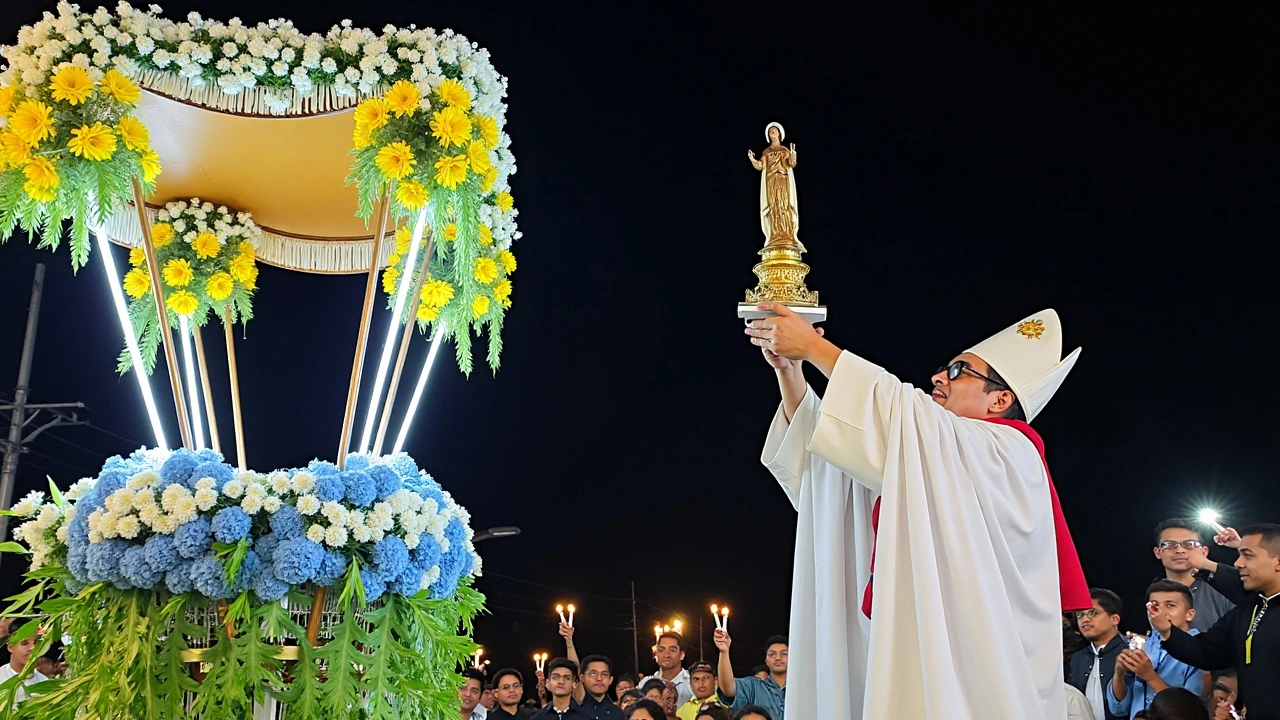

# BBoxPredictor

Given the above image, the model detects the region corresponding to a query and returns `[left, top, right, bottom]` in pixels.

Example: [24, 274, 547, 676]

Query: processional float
[0, 4, 522, 717]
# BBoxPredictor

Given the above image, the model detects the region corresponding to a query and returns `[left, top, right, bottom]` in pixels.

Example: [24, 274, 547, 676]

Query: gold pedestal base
[745, 246, 819, 306]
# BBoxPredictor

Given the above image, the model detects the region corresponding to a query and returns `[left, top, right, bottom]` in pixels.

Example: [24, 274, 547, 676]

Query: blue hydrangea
[191, 554, 233, 599]
[341, 470, 376, 507]
[368, 465, 401, 500]
[211, 507, 251, 543]
[190, 461, 235, 490]
[165, 559, 195, 594]
[372, 536, 409, 581]
[144, 533, 181, 572]
[313, 549, 349, 587]
[444, 518, 466, 551]
[159, 449, 199, 486]
[360, 568, 387, 603]
[459, 549, 475, 577]
[85, 539, 128, 583]
[308, 460, 338, 476]
[67, 545, 88, 582]
[428, 570, 458, 600]
[255, 532, 280, 565]
[314, 473, 345, 502]
[342, 454, 371, 471]
[174, 517, 213, 559]
[252, 570, 289, 602]
[268, 505, 304, 539]
[120, 545, 161, 589]
[67, 513, 90, 545]
[438, 545, 466, 585]
[272, 538, 324, 584]
[90, 470, 129, 505]
[230, 549, 261, 593]
[410, 534, 441, 569]
[387, 453, 419, 481]
[194, 449, 223, 463]
[101, 454, 131, 472]
[388, 566, 424, 597]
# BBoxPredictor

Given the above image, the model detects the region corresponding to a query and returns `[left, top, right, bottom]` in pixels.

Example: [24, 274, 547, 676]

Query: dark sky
[2, 0, 1278, 681]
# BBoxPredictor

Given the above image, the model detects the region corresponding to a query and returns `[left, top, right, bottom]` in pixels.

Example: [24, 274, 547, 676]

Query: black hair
[695, 707, 732, 720]
[1146, 579, 1195, 609]
[1148, 687, 1210, 720]
[1211, 667, 1237, 682]
[546, 657, 579, 681]
[461, 668, 487, 687]
[620, 688, 643, 701]
[1154, 518, 1203, 545]
[764, 635, 788, 651]
[749, 664, 769, 676]
[626, 698, 667, 720]
[580, 654, 613, 676]
[617, 672, 638, 685]
[639, 678, 667, 695]
[1089, 587, 1123, 617]
[982, 364, 1026, 422]
[731, 706, 774, 720]
[490, 667, 523, 689]
[656, 631, 685, 653]
[1238, 523, 1280, 556]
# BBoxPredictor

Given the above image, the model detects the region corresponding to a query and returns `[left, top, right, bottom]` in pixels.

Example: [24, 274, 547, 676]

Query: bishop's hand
[746, 303, 823, 361]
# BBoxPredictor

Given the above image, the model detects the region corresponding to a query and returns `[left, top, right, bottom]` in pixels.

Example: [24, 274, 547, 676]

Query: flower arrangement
[1, 448, 484, 719]
[118, 197, 260, 374]
[351, 75, 520, 376]
[0, 47, 159, 270]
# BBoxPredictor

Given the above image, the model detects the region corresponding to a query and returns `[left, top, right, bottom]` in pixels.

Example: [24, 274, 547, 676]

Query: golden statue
[739, 122, 825, 321]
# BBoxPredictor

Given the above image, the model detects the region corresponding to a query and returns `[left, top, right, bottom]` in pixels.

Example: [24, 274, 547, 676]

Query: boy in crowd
[1107, 580, 1207, 719]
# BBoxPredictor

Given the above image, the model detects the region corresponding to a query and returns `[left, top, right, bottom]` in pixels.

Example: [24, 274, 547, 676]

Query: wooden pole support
[223, 308, 247, 471]
[191, 323, 221, 455]
[306, 586, 327, 646]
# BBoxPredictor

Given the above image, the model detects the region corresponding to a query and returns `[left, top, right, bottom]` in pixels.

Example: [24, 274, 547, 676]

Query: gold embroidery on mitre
[1017, 320, 1046, 339]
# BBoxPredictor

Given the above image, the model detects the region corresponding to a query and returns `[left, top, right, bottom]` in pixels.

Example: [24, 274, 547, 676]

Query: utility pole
[631, 581, 640, 677]
[0, 264, 87, 546]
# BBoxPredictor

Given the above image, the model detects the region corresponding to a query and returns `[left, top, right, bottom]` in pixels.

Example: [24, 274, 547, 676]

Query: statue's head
[765, 122, 785, 144]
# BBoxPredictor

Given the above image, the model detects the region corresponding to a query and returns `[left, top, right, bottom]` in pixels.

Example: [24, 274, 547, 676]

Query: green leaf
[0, 541, 28, 554]
[222, 538, 249, 586]
[47, 475, 66, 508]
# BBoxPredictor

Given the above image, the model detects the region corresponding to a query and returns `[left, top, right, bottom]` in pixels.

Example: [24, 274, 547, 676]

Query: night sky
[1, 0, 1278, 683]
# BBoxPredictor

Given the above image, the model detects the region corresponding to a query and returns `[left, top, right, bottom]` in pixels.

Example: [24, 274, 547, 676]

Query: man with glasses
[557, 622, 624, 719]
[712, 629, 786, 720]
[533, 658, 591, 720]
[1151, 519, 1235, 632]
[748, 307, 1090, 720]
[1068, 589, 1126, 720]
[490, 668, 535, 719]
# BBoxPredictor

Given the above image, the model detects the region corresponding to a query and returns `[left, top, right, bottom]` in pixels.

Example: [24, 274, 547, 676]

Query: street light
[473, 526, 521, 543]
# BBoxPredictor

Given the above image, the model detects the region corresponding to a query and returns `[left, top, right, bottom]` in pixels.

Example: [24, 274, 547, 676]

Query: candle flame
[567, 604, 576, 612]
[722, 607, 730, 617]
[556, 604, 564, 612]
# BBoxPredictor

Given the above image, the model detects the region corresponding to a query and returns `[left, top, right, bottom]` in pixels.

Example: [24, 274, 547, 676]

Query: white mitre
[966, 309, 1082, 423]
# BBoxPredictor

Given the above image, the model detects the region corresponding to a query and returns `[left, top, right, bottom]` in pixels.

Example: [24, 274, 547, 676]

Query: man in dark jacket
[1068, 588, 1127, 720]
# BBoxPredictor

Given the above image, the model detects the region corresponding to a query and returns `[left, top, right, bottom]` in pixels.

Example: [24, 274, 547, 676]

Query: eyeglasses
[548, 674, 575, 683]
[765, 650, 788, 658]
[1158, 540, 1204, 550]
[1075, 608, 1102, 620]
[498, 683, 523, 692]
[936, 360, 1008, 389]
[584, 670, 611, 679]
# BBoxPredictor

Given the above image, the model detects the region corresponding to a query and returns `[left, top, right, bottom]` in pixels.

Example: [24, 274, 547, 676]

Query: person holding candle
[1106, 581, 1207, 719]
[748, 307, 1089, 719]
[557, 622, 624, 719]
[711, 630, 786, 720]
[533, 658, 592, 720]
[1151, 519, 1236, 632]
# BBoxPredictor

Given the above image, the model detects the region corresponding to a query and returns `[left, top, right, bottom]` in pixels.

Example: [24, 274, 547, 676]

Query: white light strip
[178, 316, 205, 451]
[95, 230, 168, 451]
[358, 207, 429, 456]
[393, 322, 446, 454]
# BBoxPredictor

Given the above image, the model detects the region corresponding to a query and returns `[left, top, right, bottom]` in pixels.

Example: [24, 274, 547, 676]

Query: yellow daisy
[375, 141, 416, 180]
[116, 117, 150, 151]
[481, 166, 498, 193]
[429, 106, 472, 149]
[436, 78, 472, 110]
[384, 80, 420, 117]
[150, 223, 174, 247]
[139, 149, 162, 183]
[433, 154, 469, 189]
[192, 232, 221, 259]
[474, 257, 498, 284]
[162, 258, 194, 288]
[499, 250, 517, 274]
[416, 304, 440, 322]
[238, 241, 256, 260]
[9, 101, 56, 147]
[0, 132, 31, 167]
[478, 224, 493, 246]
[229, 254, 255, 284]
[442, 223, 458, 242]
[22, 157, 59, 201]
[205, 272, 234, 301]
[101, 69, 141, 105]
[388, 252, 402, 267]
[0, 84, 15, 116]
[48, 65, 95, 105]
[239, 265, 258, 291]
[420, 279, 455, 308]
[395, 180, 428, 210]
[395, 225, 412, 255]
[493, 279, 512, 308]
[354, 98, 390, 133]
[471, 294, 490, 318]
[129, 246, 146, 266]
[474, 115, 499, 149]
[496, 191, 514, 212]
[123, 268, 151, 299]
[68, 123, 118, 161]
[466, 139, 491, 174]
[353, 122, 375, 149]
[382, 265, 400, 294]
[167, 290, 199, 316]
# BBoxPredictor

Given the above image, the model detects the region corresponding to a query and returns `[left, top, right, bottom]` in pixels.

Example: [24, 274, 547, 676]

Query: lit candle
[567, 604, 576, 627]
[474, 648, 484, 668]
[673, 620, 683, 635]
[556, 604, 567, 624]
[654, 624, 662, 642]
[711, 604, 723, 631]
[722, 607, 729, 633]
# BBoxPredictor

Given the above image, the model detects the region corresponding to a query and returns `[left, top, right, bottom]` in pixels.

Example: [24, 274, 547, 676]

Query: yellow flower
[129, 246, 146, 266]
[68, 123, 118, 161]
[22, 157, 59, 201]
[49, 65, 95, 105]
[419, 279, 455, 308]
[493, 278, 512, 308]
[387, 253, 401, 267]
[384, 80, 420, 117]
[442, 223, 458, 242]
[429, 106, 472, 149]
[10, 101, 56, 147]
[0, 84, 15, 116]
[375, 141, 416, 180]
[354, 96, 389, 132]
[471, 294, 490, 318]
[239, 265, 258, 291]
[496, 191, 514, 212]
[101, 69, 141, 105]
[466, 139, 491, 174]
[162, 258, 194, 287]
[229, 253, 255, 284]
[416, 304, 440, 322]
[139, 149, 162, 183]
[499, 250, 517, 274]
[395, 180, 428, 210]
[473, 257, 498, 284]
[238, 241, 256, 260]
[480, 166, 498, 193]
[116, 117, 150, 151]
[436, 78, 472, 109]
[474, 114, 499, 149]
[123, 268, 151, 299]
[382, 266, 400, 294]
[478, 224, 493, 246]
[395, 225, 412, 255]
[433, 154, 468, 189]
[192, 232, 220, 259]
[205, 272, 234, 301]
[168, 290, 198, 316]
[353, 122, 374, 149]
[150, 223, 174, 247]
[0, 132, 31, 167]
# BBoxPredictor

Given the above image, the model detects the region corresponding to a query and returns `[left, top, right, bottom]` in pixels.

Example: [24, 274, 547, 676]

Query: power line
[83, 422, 143, 448]
[42, 431, 105, 457]
[483, 571, 635, 603]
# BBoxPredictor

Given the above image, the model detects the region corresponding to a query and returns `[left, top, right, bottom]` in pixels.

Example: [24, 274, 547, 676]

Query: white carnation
[116, 514, 141, 539]
[263, 496, 282, 513]
[222, 480, 244, 499]
[241, 494, 263, 515]
[290, 472, 315, 494]
[11, 491, 44, 516]
[306, 524, 326, 543]
[195, 477, 216, 492]
[296, 494, 321, 515]
[324, 524, 348, 547]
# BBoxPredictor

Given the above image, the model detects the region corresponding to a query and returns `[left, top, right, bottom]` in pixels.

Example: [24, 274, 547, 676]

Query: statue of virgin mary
[747, 122, 802, 251]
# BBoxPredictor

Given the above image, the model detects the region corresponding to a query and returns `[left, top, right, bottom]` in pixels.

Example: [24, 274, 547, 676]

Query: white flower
[323, 524, 348, 547]
[420, 565, 440, 588]
[55, 525, 69, 543]
[241, 494, 263, 515]
[290, 472, 315, 494]
[11, 491, 44, 516]
[404, 532, 420, 550]
[269, 473, 291, 494]
[35, 504, 61, 530]
[139, 505, 163, 527]
[351, 525, 372, 543]
[65, 478, 95, 500]
[263, 496, 282, 513]
[105, 489, 133, 515]
[153, 514, 180, 534]
[132, 489, 157, 511]
[296, 494, 321, 515]
[116, 514, 141, 539]
[127, 470, 158, 489]
[190, 487, 215, 511]
[306, 523, 327, 543]
[440, 536, 450, 553]
[194, 477, 216, 492]
[320, 500, 345, 525]
[222, 480, 244, 499]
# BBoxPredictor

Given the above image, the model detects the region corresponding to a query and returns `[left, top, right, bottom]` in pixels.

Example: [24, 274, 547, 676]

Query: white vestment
[763, 351, 1065, 720]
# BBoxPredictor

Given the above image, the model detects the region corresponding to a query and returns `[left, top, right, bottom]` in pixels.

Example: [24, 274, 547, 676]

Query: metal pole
[373, 232, 434, 456]
[699, 616, 704, 661]
[191, 323, 221, 454]
[631, 581, 640, 677]
[223, 309, 246, 470]
[0, 264, 45, 542]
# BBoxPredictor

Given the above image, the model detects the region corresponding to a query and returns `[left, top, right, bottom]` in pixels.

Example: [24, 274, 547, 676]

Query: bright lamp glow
[358, 207, 429, 456]
[95, 230, 168, 450]
[393, 322, 446, 454]
[178, 316, 205, 450]
[1198, 509, 1219, 524]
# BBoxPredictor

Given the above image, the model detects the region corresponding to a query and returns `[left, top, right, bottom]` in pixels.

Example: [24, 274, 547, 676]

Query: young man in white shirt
[0, 629, 48, 707]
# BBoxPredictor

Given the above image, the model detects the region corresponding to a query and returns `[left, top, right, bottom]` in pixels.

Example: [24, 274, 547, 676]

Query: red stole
[860, 418, 1090, 619]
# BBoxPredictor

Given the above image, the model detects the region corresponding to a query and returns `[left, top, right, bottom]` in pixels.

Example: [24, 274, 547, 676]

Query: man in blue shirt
[712, 629, 786, 720]
[1107, 580, 1207, 719]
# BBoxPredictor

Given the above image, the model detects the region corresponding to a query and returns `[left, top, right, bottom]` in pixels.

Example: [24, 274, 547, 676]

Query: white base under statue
[737, 303, 827, 323]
